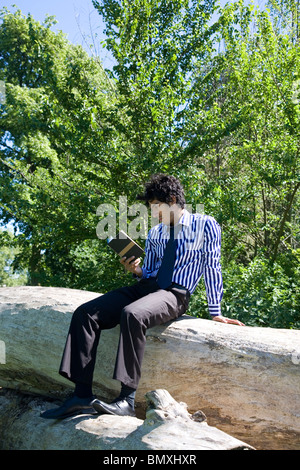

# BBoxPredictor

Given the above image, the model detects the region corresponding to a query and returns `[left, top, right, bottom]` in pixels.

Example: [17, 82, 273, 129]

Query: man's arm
[202, 217, 245, 326]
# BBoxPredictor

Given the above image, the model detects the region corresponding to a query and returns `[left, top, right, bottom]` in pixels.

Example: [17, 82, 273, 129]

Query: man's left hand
[120, 256, 142, 277]
[212, 315, 245, 326]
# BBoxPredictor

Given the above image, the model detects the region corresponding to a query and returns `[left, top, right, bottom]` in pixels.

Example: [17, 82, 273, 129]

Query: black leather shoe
[92, 398, 136, 417]
[40, 394, 98, 419]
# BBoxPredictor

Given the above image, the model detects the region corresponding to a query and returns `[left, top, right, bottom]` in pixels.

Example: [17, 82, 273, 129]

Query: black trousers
[59, 278, 190, 389]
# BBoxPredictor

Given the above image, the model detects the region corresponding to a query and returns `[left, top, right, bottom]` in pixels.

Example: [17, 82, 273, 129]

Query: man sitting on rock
[41, 173, 244, 420]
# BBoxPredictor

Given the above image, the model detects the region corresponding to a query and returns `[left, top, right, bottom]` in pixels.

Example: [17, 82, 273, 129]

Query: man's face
[149, 199, 179, 225]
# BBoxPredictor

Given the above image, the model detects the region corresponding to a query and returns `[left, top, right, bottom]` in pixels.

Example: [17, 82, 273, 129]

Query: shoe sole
[41, 407, 98, 420]
[61, 407, 99, 419]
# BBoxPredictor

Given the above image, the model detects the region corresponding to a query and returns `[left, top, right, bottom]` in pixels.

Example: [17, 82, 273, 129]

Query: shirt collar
[178, 209, 192, 227]
[160, 209, 191, 233]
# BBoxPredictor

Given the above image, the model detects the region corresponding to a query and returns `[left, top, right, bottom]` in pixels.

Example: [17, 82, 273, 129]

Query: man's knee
[71, 304, 88, 324]
[120, 305, 143, 329]
[72, 296, 105, 324]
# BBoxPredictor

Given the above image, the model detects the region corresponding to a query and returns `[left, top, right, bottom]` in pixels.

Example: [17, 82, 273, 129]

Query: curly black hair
[137, 174, 186, 208]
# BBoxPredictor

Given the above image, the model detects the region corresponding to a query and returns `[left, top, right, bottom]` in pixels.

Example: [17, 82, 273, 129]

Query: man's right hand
[120, 256, 143, 277]
[212, 315, 245, 326]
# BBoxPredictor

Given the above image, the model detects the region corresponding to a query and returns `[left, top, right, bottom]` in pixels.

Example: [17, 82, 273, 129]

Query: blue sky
[1, 0, 115, 68]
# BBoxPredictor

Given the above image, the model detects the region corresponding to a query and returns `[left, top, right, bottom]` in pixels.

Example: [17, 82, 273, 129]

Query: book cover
[107, 230, 144, 260]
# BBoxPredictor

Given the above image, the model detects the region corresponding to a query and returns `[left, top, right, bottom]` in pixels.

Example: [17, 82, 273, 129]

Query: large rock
[0, 388, 254, 450]
[0, 286, 300, 450]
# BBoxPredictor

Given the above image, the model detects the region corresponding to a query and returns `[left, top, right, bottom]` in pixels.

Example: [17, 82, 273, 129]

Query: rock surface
[0, 388, 254, 450]
[0, 285, 300, 449]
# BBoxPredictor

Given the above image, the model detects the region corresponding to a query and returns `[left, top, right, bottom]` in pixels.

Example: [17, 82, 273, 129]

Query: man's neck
[170, 207, 184, 226]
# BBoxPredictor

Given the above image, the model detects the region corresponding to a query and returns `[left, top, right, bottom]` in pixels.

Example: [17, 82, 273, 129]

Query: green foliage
[0, 7, 122, 287]
[0, 228, 28, 285]
[92, 0, 219, 173]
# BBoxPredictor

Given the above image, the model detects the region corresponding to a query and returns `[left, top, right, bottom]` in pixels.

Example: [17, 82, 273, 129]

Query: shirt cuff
[133, 267, 155, 281]
[208, 304, 221, 316]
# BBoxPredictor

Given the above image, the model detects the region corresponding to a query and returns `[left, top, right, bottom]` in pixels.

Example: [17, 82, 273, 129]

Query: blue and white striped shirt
[141, 209, 223, 316]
